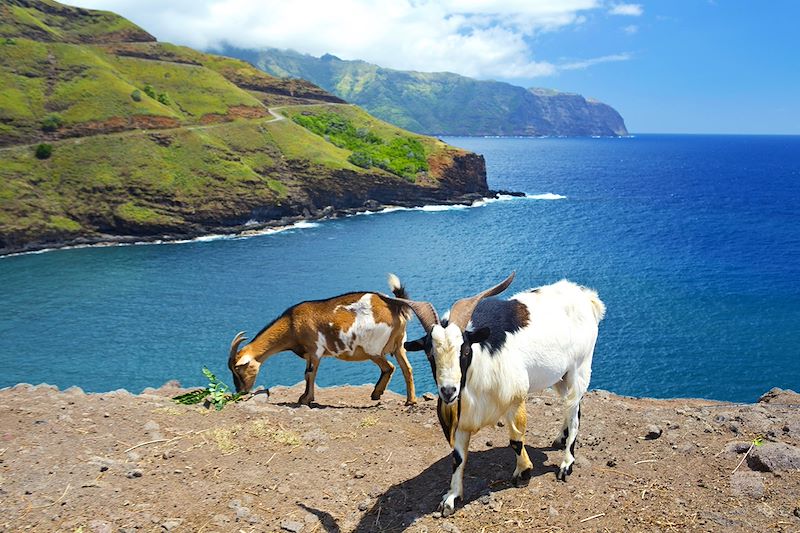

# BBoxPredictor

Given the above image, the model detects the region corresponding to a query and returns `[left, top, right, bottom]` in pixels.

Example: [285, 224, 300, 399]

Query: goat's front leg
[505, 400, 533, 486]
[439, 427, 471, 517]
[298, 356, 320, 405]
[369, 356, 395, 400]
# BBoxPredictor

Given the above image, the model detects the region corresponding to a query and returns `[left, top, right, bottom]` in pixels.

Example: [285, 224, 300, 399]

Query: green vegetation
[292, 111, 428, 179]
[34, 143, 52, 159]
[130, 89, 142, 102]
[172, 367, 243, 411]
[41, 114, 63, 132]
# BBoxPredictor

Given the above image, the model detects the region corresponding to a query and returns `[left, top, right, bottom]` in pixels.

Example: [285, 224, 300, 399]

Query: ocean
[1, 134, 798, 402]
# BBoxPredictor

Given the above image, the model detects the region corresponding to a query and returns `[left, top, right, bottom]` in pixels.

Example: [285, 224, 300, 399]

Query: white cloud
[609, 3, 643, 16]
[623, 24, 639, 34]
[69, 0, 631, 80]
[560, 52, 632, 70]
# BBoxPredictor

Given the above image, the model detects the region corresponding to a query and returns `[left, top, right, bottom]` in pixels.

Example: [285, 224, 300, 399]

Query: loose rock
[747, 442, 800, 472]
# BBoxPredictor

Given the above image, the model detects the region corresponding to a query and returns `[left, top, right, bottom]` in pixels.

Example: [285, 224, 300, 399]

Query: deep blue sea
[1, 135, 798, 402]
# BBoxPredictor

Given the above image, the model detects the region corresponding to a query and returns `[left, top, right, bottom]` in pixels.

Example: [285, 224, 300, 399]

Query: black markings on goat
[469, 298, 530, 353]
[510, 440, 523, 455]
[452, 450, 463, 473]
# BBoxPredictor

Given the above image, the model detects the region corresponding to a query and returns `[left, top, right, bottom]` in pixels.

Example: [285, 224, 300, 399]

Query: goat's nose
[440, 385, 457, 403]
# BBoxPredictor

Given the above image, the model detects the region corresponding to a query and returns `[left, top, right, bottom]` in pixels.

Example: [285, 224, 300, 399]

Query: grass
[211, 427, 238, 453]
[248, 419, 302, 446]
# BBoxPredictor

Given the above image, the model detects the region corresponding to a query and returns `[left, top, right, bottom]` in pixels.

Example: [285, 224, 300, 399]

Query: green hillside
[0, 1, 486, 255]
[224, 47, 628, 137]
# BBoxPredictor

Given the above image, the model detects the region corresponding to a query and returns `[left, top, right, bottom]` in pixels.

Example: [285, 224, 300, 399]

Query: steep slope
[0, 1, 487, 255]
[223, 46, 628, 137]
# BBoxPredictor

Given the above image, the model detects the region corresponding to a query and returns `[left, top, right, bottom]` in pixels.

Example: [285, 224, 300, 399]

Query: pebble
[281, 519, 304, 532]
[358, 500, 370, 511]
[161, 519, 183, 531]
[422, 392, 436, 401]
[644, 425, 663, 440]
[126, 469, 143, 478]
[354, 471, 366, 479]
[440, 522, 461, 533]
[548, 506, 559, 517]
[485, 440, 494, 447]
[88, 520, 112, 533]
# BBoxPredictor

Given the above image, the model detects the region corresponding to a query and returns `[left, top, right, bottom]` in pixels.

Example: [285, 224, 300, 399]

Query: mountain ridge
[221, 46, 628, 137]
[0, 0, 491, 256]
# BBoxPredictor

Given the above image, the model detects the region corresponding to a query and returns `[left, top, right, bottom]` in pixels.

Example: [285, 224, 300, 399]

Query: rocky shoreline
[0, 189, 525, 257]
[1, 381, 798, 532]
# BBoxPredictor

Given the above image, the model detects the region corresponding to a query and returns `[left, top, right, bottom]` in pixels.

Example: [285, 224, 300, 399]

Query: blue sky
[73, 1, 800, 134]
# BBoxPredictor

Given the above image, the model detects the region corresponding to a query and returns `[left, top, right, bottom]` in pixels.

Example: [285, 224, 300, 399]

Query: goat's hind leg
[551, 377, 570, 448]
[505, 400, 533, 487]
[393, 344, 417, 405]
[369, 356, 395, 400]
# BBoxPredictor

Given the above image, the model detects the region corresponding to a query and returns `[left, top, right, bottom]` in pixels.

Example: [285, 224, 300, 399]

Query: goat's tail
[586, 289, 606, 323]
[387, 273, 413, 320]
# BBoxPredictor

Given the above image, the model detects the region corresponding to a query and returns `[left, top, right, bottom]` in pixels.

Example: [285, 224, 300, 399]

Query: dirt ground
[1, 382, 798, 532]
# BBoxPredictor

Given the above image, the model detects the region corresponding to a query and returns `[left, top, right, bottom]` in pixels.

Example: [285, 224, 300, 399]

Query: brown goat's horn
[382, 295, 440, 332]
[448, 272, 516, 331]
[229, 331, 248, 361]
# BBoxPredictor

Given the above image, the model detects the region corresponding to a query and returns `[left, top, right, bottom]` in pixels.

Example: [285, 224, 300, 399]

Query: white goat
[228, 274, 416, 405]
[392, 272, 605, 516]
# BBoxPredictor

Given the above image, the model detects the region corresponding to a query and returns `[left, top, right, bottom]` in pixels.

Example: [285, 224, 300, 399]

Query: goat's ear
[404, 337, 426, 352]
[466, 327, 490, 345]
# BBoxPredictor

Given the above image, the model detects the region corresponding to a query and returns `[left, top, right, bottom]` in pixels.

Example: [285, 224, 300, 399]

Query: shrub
[157, 92, 170, 105]
[348, 150, 372, 168]
[40, 113, 63, 132]
[293, 112, 429, 179]
[130, 89, 142, 102]
[143, 84, 156, 98]
[3, 38, 16, 45]
[35, 143, 53, 159]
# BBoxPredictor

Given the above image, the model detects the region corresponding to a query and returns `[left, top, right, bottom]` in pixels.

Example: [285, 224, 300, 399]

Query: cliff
[1, 382, 798, 531]
[0, 1, 490, 256]
[222, 46, 629, 137]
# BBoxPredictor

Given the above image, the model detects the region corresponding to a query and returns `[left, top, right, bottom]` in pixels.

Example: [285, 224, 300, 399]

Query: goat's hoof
[552, 437, 567, 449]
[556, 464, 573, 482]
[512, 468, 532, 487]
[371, 392, 383, 401]
[405, 398, 417, 406]
[438, 501, 456, 517]
[298, 395, 313, 406]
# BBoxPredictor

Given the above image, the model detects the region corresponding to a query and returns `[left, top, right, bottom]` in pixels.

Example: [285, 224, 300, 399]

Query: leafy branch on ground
[172, 367, 243, 411]
[292, 112, 428, 180]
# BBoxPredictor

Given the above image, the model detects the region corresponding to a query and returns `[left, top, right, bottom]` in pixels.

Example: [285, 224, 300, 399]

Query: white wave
[1, 194, 564, 259]
[526, 193, 567, 200]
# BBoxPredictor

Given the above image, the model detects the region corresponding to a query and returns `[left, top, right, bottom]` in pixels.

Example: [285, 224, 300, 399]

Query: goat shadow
[353, 444, 556, 533]
[272, 400, 386, 410]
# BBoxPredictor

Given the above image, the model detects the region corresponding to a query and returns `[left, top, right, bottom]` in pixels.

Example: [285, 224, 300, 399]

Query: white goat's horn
[448, 272, 516, 331]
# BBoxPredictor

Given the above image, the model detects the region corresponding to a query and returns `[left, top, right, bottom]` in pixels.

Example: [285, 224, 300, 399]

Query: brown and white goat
[228, 274, 416, 405]
[389, 273, 605, 516]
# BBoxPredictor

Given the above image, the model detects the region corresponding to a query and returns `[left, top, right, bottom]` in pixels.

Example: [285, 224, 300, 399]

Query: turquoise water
[1, 135, 798, 402]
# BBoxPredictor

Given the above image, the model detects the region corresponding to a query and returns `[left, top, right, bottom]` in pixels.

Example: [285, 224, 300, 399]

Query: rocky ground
[1, 382, 798, 532]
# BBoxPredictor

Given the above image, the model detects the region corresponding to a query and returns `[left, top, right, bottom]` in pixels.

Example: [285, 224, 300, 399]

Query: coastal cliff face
[0, 1, 489, 255]
[1, 383, 798, 531]
[222, 46, 629, 137]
